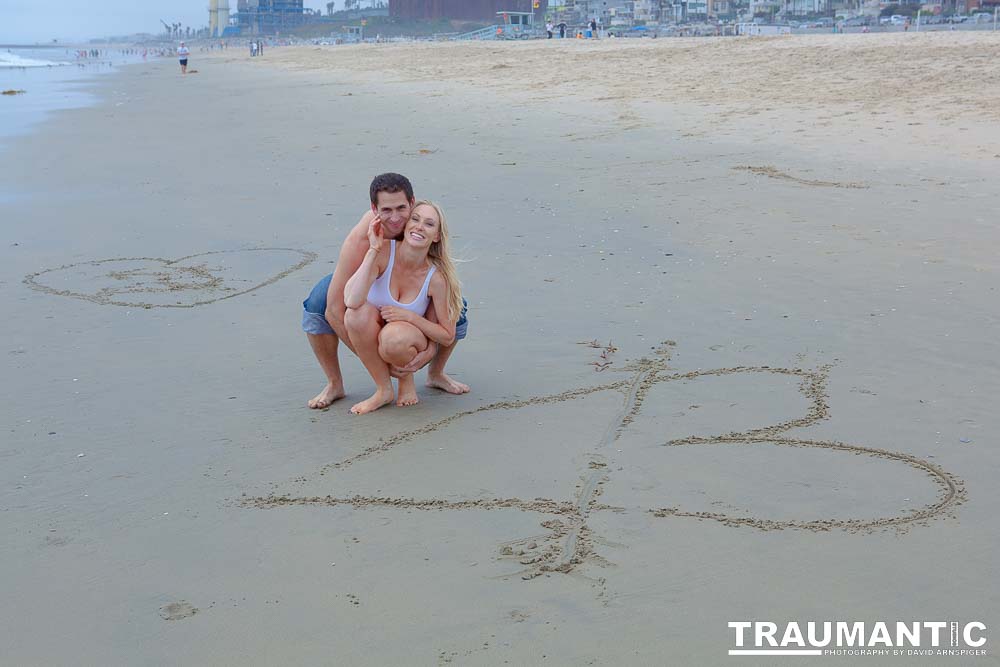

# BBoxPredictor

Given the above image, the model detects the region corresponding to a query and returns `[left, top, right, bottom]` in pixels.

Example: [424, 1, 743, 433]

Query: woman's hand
[367, 217, 384, 252]
[380, 306, 413, 324]
[392, 341, 438, 376]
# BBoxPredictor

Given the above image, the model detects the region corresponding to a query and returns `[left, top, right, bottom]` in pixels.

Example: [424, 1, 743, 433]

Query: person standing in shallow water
[177, 42, 190, 74]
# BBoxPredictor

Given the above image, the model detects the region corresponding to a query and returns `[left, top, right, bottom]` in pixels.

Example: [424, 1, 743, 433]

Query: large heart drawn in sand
[23, 248, 317, 308]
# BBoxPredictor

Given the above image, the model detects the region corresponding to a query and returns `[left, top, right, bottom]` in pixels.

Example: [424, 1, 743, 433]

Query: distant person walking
[250, 40, 257, 57]
[546, 21, 554, 38]
[257, 40, 264, 56]
[558, 22, 566, 38]
[589, 18, 598, 38]
[177, 42, 190, 74]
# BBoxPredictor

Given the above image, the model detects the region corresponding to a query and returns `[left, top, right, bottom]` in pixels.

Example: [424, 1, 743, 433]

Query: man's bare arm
[324, 211, 378, 352]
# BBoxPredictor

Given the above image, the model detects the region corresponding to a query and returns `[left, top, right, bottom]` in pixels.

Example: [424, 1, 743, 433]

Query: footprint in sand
[160, 601, 198, 621]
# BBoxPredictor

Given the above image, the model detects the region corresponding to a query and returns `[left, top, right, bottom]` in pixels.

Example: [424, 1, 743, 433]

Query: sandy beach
[2, 34, 999, 665]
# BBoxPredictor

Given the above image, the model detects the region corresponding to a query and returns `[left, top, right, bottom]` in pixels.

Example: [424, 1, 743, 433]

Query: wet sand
[2, 35, 999, 664]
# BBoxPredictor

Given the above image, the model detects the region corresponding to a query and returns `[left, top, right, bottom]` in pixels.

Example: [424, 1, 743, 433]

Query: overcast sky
[1, 1, 330, 44]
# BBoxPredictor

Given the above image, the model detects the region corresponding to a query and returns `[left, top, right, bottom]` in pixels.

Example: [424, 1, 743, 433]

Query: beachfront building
[780, 0, 830, 13]
[634, 0, 661, 21]
[686, 0, 710, 14]
[554, 0, 600, 23]
[236, 0, 307, 34]
[608, 4, 636, 27]
[546, 0, 570, 22]
[709, 0, 734, 16]
[548, 0, 572, 14]
[388, 0, 549, 20]
[619, 0, 734, 20]
[548, 0, 586, 25]
[749, 0, 782, 15]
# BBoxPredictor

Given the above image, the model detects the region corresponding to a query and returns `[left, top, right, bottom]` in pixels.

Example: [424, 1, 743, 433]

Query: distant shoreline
[1, 43, 157, 49]
[1, 44, 71, 49]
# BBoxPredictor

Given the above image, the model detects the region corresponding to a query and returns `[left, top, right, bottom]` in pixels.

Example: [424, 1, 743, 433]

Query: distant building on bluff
[236, 0, 307, 34]
[388, 0, 549, 20]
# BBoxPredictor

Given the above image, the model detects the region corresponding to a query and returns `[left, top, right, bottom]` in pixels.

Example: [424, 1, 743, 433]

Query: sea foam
[0, 52, 66, 68]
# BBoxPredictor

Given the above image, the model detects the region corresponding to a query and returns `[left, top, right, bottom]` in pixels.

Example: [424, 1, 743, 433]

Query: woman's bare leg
[379, 322, 428, 407]
[395, 374, 419, 407]
[344, 304, 395, 415]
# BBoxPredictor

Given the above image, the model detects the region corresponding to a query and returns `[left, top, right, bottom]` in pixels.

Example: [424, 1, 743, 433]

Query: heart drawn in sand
[23, 248, 317, 308]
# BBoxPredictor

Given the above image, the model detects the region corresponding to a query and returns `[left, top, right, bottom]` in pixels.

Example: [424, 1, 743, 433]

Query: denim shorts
[302, 273, 468, 341]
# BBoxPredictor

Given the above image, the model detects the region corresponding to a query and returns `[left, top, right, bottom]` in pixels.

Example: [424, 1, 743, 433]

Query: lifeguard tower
[495, 11, 537, 38]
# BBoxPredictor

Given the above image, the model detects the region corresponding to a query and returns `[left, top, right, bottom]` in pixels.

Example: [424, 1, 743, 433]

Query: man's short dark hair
[369, 173, 414, 205]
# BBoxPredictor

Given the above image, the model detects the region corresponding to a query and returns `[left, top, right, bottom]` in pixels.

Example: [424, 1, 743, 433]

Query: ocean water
[0, 46, 148, 145]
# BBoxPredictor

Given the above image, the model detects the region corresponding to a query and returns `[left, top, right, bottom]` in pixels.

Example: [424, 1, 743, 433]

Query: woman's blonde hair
[414, 200, 463, 325]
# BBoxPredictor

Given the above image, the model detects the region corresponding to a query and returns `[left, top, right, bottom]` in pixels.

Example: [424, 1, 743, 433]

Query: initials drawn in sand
[734, 165, 869, 189]
[651, 435, 962, 533]
[23, 248, 316, 308]
[249, 342, 965, 580]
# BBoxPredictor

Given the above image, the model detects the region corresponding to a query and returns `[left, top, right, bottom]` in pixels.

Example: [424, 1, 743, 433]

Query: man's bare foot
[350, 388, 395, 415]
[426, 373, 470, 395]
[308, 382, 345, 409]
[396, 375, 419, 407]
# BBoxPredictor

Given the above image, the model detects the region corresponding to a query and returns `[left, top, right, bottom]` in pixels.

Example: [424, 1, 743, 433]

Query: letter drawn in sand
[248, 341, 965, 581]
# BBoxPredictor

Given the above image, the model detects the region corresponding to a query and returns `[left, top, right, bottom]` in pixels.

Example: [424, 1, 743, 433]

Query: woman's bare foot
[350, 387, 395, 415]
[396, 375, 419, 407]
[426, 373, 470, 395]
[308, 382, 345, 409]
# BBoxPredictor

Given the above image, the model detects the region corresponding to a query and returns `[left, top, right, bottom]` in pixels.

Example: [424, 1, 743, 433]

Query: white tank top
[367, 240, 436, 315]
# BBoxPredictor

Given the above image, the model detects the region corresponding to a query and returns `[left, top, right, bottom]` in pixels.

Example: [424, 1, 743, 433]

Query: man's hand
[393, 341, 438, 376]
